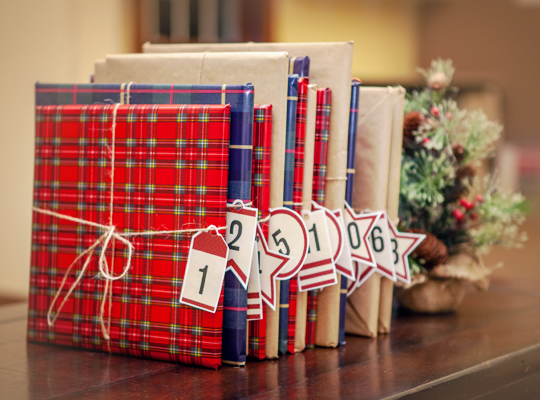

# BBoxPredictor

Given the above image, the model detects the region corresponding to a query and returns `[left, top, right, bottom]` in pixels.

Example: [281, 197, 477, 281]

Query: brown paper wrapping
[378, 87, 406, 334]
[95, 51, 289, 359]
[143, 42, 354, 348]
[345, 87, 396, 337]
[294, 83, 318, 353]
[345, 273, 380, 337]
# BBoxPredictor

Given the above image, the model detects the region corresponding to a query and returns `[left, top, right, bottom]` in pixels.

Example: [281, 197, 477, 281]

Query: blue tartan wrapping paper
[35, 82, 255, 365]
[278, 74, 298, 356]
[288, 56, 310, 78]
[338, 79, 362, 346]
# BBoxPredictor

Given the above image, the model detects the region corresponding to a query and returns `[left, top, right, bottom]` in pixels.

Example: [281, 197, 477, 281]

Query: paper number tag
[370, 212, 397, 281]
[268, 207, 309, 280]
[247, 240, 263, 320]
[257, 225, 291, 311]
[179, 230, 229, 313]
[225, 205, 258, 288]
[344, 202, 381, 267]
[387, 219, 426, 284]
[312, 201, 344, 263]
[333, 208, 355, 280]
[297, 209, 338, 291]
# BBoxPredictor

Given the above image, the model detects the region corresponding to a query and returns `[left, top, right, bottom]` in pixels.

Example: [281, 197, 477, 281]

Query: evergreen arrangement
[399, 59, 527, 282]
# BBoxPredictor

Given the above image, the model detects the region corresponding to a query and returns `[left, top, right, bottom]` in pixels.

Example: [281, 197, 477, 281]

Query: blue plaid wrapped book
[338, 79, 362, 346]
[289, 56, 310, 78]
[35, 82, 255, 366]
[278, 74, 299, 356]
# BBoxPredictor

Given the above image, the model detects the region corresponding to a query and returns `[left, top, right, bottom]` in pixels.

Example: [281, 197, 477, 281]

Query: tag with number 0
[179, 230, 229, 313]
[225, 204, 258, 288]
[344, 202, 381, 268]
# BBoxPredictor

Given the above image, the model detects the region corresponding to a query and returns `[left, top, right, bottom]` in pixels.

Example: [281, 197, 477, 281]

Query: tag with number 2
[179, 228, 229, 313]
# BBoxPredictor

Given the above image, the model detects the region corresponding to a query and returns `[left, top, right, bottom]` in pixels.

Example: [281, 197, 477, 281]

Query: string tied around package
[33, 103, 264, 347]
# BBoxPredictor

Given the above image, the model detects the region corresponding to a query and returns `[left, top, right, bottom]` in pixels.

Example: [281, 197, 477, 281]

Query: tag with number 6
[179, 229, 229, 313]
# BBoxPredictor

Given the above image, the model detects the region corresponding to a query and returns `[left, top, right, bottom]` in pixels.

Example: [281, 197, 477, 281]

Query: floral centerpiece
[397, 59, 527, 313]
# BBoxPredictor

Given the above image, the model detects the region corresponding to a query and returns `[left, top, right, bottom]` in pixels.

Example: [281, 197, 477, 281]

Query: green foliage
[470, 177, 527, 253]
[400, 59, 526, 276]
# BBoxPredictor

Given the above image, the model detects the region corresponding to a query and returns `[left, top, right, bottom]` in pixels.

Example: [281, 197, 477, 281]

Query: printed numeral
[198, 265, 208, 294]
[228, 220, 243, 251]
[271, 229, 290, 256]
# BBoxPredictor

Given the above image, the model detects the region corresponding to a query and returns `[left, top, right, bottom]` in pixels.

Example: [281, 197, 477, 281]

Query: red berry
[431, 106, 440, 117]
[422, 137, 431, 145]
[460, 198, 475, 210]
[453, 209, 464, 221]
[475, 194, 484, 203]
[470, 213, 479, 220]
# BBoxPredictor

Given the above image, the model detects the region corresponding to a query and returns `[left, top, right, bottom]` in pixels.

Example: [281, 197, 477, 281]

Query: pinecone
[403, 111, 425, 143]
[456, 165, 476, 180]
[409, 228, 449, 269]
[452, 143, 465, 163]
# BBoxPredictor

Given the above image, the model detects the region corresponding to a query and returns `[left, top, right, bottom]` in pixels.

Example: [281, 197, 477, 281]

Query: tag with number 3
[179, 229, 229, 313]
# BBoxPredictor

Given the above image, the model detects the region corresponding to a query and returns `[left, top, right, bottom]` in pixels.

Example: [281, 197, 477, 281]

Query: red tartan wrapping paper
[28, 104, 230, 369]
[248, 105, 272, 360]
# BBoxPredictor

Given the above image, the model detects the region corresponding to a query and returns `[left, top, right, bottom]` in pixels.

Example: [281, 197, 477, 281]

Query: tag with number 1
[179, 229, 229, 313]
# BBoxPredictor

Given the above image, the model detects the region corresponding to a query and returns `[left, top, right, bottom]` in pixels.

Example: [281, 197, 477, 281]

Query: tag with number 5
[268, 207, 309, 280]
[179, 229, 229, 313]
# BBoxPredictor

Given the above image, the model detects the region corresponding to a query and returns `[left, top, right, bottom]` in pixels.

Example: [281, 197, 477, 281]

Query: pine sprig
[400, 58, 527, 279]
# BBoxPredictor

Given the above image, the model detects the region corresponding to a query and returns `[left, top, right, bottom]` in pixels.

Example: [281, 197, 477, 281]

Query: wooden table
[2, 278, 540, 399]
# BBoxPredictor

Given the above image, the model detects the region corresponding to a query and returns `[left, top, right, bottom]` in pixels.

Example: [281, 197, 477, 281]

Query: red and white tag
[268, 207, 309, 280]
[297, 209, 337, 291]
[312, 201, 344, 263]
[257, 225, 291, 311]
[333, 208, 355, 280]
[344, 202, 381, 267]
[370, 212, 396, 281]
[387, 219, 425, 284]
[225, 203, 258, 289]
[179, 229, 229, 313]
[356, 262, 377, 290]
[247, 240, 263, 320]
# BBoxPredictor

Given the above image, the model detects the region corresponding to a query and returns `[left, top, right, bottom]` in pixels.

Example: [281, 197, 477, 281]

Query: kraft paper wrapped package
[295, 83, 318, 353]
[378, 87, 406, 334]
[143, 42, 354, 349]
[94, 51, 288, 360]
[345, 87, 397, 338]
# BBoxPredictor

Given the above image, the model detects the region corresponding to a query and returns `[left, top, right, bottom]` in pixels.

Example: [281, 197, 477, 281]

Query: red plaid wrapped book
[248, 105, 272, 360]
[306, 88, 332, 348]
[289, 77, 309, 353]
[28, 104, 231, 369]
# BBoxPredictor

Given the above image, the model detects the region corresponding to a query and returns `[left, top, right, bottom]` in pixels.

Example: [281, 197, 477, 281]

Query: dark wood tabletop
[1, 277, 540, 399]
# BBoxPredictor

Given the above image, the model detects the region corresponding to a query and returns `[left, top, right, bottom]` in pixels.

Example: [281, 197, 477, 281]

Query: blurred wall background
[0, 0, 538, 298]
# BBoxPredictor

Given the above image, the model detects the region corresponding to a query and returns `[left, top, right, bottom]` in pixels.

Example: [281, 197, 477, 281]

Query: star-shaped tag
[343, 201, 381, 268]
[387, 219, 425, 284]
[256, 224, 291, 311]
